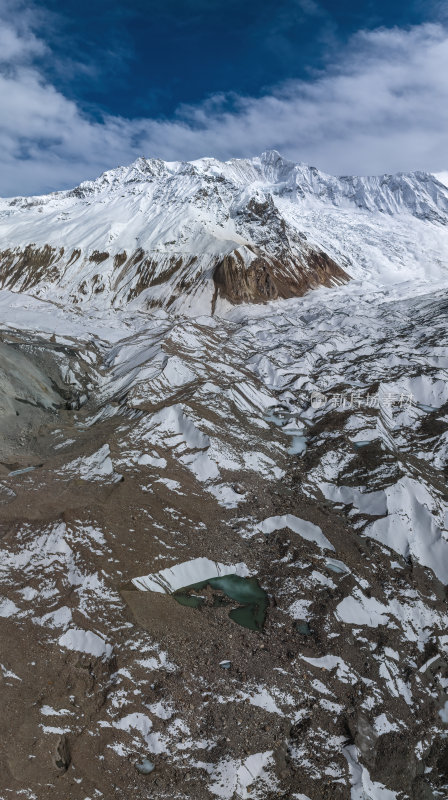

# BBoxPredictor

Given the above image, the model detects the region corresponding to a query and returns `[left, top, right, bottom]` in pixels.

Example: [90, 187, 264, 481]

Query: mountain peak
[0, 152, 448, 318]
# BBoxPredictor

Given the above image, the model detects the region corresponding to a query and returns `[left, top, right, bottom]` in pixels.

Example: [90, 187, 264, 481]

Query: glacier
[0, 152, 448, 800]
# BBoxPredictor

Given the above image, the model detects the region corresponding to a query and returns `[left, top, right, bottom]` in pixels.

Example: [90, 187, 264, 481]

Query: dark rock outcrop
[212, 246, 349, 308]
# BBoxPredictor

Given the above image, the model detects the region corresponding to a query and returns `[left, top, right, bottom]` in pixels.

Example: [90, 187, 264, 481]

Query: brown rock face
[212, 246, 349, 309]
[0, 245, 63, 291]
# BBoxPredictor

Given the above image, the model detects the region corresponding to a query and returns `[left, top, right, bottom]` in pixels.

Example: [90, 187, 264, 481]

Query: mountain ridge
[6, 150, 447, 218]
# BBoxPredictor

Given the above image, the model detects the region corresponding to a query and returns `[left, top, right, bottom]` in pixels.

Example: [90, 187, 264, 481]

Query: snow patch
[133, 557, 250, 594]
[259, 514, 334, 551]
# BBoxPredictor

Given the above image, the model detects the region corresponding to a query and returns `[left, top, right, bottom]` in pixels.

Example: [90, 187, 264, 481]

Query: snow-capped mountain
[1, 150, 448, 314]
[1, 154, 448, 800]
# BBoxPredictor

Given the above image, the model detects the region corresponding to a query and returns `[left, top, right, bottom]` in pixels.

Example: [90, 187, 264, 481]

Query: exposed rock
[212, 246, 347, 308]
[55, 734, 71, 771]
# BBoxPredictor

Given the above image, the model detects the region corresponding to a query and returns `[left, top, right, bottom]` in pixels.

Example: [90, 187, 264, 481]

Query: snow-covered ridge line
[3, 150, 448, 222]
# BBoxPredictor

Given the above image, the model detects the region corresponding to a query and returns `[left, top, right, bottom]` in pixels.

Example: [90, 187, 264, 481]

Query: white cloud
[0, 21, 44, 61]
[0, 0, 47, 62]
[1, 6, 448, 196]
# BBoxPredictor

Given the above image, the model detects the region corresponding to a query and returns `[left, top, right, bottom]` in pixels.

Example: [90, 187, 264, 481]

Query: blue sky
[31, 0, 432, 118]
[1, 0, 448, 194]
